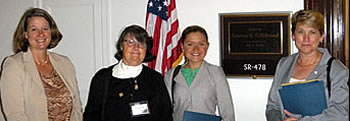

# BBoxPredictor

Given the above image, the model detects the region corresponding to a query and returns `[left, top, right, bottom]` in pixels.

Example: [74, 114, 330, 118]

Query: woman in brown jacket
[0, 8, 82, 121]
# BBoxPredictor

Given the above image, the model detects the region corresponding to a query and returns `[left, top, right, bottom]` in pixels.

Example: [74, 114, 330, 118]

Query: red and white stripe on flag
[146, 0, 183, 75]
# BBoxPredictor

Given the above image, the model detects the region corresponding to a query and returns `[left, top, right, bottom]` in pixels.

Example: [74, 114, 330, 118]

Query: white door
[41, 0, 108, 107]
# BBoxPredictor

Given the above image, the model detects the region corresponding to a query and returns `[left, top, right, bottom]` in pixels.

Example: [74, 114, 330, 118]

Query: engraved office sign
[229, 21, 282, 54]
[220, 12, 291, 78]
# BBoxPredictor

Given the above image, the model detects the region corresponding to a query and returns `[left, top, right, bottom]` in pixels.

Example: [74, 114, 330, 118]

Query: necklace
[297, 61, 315, 67]
[297, 53, 320, 67]
[35, 55, 49, 66]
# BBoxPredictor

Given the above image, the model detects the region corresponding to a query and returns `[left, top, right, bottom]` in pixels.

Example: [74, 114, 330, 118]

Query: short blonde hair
[291, 10, 324, 35]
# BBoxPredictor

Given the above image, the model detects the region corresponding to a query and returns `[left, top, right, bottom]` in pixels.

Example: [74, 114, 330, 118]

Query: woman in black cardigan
[83, 25, 172, 121]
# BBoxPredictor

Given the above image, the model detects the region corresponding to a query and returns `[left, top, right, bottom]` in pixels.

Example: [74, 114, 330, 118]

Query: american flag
[146, 0, 183, 75]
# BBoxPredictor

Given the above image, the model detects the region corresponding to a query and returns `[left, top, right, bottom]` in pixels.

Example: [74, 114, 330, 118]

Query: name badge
[129, 101, 150, 117]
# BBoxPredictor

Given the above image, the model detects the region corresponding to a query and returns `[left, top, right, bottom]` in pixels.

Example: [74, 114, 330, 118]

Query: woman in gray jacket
[164, 25, 235, 121]
[265, 10, 349, 121]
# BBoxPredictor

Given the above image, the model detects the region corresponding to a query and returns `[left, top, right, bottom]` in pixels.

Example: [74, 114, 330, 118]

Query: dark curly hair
[114, 25, 155, 62]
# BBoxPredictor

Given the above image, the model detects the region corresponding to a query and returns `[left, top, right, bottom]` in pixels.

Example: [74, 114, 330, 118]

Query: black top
[83, 65, 173, 121]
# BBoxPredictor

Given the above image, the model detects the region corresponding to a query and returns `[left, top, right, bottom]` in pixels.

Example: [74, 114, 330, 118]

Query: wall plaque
[220, 12, 291, 78]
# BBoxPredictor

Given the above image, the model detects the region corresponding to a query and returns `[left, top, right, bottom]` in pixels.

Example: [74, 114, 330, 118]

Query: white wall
[0, 0, 303, 121]
[0, 0, 34, 60]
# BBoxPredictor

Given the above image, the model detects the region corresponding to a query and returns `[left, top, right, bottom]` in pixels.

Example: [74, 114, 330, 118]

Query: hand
[283, 110, 298, 121]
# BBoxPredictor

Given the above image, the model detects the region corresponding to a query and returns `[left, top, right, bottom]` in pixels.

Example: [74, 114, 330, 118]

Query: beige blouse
[40, 69, 73, 121]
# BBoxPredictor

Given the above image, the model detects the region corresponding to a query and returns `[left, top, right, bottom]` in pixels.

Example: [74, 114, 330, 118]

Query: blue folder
[279, 80, 327, 116]
[183, 111, 221, 121]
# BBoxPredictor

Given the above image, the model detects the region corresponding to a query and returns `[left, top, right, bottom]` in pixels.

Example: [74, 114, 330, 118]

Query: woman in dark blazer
[0, 8, 83, 121]
[83, 25, 172, 121]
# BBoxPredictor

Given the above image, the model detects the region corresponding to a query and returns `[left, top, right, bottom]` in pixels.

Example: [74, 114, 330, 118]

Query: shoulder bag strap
[0, 57, 8, 121]
[171, 65, 181, 104]
[0, 57, 8, 78]
[326, 57, 335, 98]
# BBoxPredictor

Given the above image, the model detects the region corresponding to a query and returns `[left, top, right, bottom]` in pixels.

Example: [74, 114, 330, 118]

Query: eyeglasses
[123, 39, 145, 48]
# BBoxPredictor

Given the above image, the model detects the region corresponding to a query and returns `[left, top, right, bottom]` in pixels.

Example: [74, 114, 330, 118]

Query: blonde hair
[291, 10, 324, 35]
